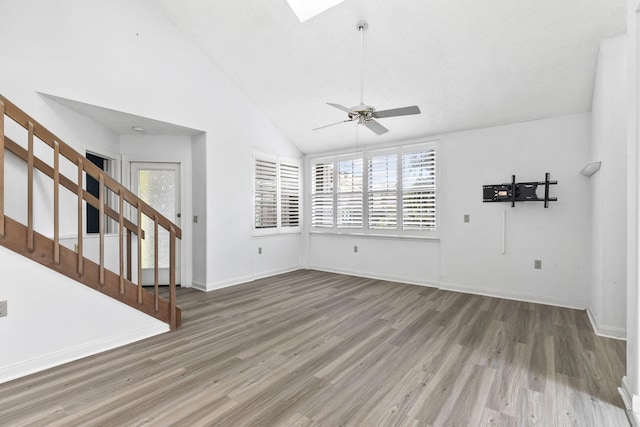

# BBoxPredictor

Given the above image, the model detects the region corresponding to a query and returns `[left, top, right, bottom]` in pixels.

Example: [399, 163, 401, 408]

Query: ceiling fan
[314, 20, 421, 135]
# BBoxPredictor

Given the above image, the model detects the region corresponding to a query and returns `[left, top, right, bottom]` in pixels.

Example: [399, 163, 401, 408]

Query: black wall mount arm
[483, 173, 557, 208]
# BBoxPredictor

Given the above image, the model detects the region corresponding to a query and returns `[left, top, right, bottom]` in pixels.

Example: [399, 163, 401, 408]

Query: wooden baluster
[119, 190, 124, 295]
[169, 226, 176, 330]
[126, 229, 132, 281]
[0, 99, 5, 238]
[99, 174, 105, 286]
[53, 141, 60, 265]
[77, 159, 84, 276]
[137, 201, 143, 305]
[27, 122, 34, 252]
[154, 215, 159, 313]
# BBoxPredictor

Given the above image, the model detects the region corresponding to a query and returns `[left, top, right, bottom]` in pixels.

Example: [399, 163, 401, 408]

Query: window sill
[253, 229, 302, 238]
[309, 230, 440, 241]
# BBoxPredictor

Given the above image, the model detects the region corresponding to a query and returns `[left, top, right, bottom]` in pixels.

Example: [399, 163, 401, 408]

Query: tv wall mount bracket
[483, 173, 557, 208]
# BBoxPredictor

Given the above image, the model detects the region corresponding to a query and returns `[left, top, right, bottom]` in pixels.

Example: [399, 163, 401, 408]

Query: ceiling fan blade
[313, 119, 353, 131]
[327, 103, 356, 114]
[372, 106, 421, 119]
[365, 119, 389, 135]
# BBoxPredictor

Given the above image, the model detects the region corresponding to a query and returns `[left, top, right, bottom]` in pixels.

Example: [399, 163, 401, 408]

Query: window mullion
[362, 151, 369, 234]
[276, 158, 281, 230]
[332, 161, 339, 232]
[396, 148, 403, 233]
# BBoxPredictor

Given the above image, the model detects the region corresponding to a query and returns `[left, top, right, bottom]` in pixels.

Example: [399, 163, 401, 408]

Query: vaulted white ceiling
[152, 0, 626, 154]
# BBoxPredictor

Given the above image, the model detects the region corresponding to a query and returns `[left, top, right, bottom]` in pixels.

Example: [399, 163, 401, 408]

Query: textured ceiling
[152, 0, 626, 154]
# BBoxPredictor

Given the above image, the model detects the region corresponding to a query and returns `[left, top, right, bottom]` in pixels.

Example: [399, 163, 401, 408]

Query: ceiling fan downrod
[357, 20, 368, 106]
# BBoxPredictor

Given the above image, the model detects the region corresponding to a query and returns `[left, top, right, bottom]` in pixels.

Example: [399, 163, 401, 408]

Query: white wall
[0, 246, 167, 384]
[622, 0, 640, 419]
[0, 0, 301, 380]
[191, 134, 207, 288]
[440, 115, 592, 308]
[0, 0, 302, 285]
[309, 234, 440, 286]
[306, 114, 593, 309]
[589, 35, 628, 338]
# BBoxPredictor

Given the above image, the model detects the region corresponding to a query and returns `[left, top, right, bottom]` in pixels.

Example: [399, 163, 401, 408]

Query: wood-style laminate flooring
[0, 270, 628, 426]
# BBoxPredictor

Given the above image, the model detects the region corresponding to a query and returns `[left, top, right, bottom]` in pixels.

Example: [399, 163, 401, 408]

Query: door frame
[84, 147, 121, 235]
[123, 154, 192, 288]
[131, 161, 181, 285]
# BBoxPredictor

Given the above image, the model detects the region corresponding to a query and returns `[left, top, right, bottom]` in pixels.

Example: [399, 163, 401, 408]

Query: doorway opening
[85, 152, 114, 234]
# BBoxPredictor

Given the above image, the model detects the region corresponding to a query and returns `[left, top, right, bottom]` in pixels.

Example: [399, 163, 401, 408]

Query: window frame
[253, 151, 302, 236]
[309, 140, 439, 239]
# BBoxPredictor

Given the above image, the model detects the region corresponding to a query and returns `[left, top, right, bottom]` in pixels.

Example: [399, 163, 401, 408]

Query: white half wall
[0, 246, 168, 384]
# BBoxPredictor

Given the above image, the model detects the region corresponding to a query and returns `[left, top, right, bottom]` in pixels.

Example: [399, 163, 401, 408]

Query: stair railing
[0, 95, 181, 329]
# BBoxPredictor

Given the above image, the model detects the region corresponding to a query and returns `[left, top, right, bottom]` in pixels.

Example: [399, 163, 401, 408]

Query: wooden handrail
[3, 136, 142, 237]
[0, 96, 181, 239]
[0, 95, 182, 330]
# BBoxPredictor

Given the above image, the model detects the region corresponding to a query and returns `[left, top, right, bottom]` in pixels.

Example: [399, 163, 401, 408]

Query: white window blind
[254, 157, 278, 229]
[310, 141, 437, 238]
[254, 152, 301, 233]
[368, 154, 397, 230]
[337, 158, 363, 228]
[402, 149, 437, 231]
[280, 161, 300, 228]
[311, 162, 334, 228]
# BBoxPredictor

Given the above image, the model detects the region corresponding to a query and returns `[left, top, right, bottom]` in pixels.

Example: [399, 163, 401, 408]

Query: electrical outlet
[74, 243, 78, 253]
[354, 245, 358, 253]
[258, 247, 262, 254]
[464, 214, 470, 223]
[534, 260, 542, 269]
[193, 215, 198, 223]
[0, 300, 7, 317]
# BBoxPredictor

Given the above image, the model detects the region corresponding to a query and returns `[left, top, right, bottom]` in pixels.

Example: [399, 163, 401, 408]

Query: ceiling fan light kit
[314, 20, 421, 135]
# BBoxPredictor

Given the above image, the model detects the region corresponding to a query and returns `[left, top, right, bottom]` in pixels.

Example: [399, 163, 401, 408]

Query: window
[254, 152, 301, 233]
[368, 153, 397, 230]
[310, 141, 438, 238]
[337, 158, 363, 228]
[402, 150, 436, 230]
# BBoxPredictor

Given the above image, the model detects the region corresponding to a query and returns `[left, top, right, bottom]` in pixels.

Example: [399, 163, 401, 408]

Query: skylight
[286, 0, 346, 23]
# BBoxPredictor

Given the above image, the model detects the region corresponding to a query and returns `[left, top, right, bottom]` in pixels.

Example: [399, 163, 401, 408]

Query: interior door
[131, 162, 181, 285]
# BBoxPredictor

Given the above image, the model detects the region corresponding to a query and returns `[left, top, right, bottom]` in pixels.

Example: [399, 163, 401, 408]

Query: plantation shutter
[280, 161, 300, 228]
[254, 157, 278, 229]
[368, 153, 397, 230]
[402, 149, 437, 230]
[311, 162, 334, 228]
[337, 158, 363, 228]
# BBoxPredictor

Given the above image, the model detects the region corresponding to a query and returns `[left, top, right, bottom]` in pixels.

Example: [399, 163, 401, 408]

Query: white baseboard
[620, 376, 640, 426]
[308, 264, 439, 289]
[439, 280, 589, 311]
[204, 266, 301, 292]
[191, 280, 207, 291]
[586, 308, 627, 340]
[0, 324, 168, 385]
